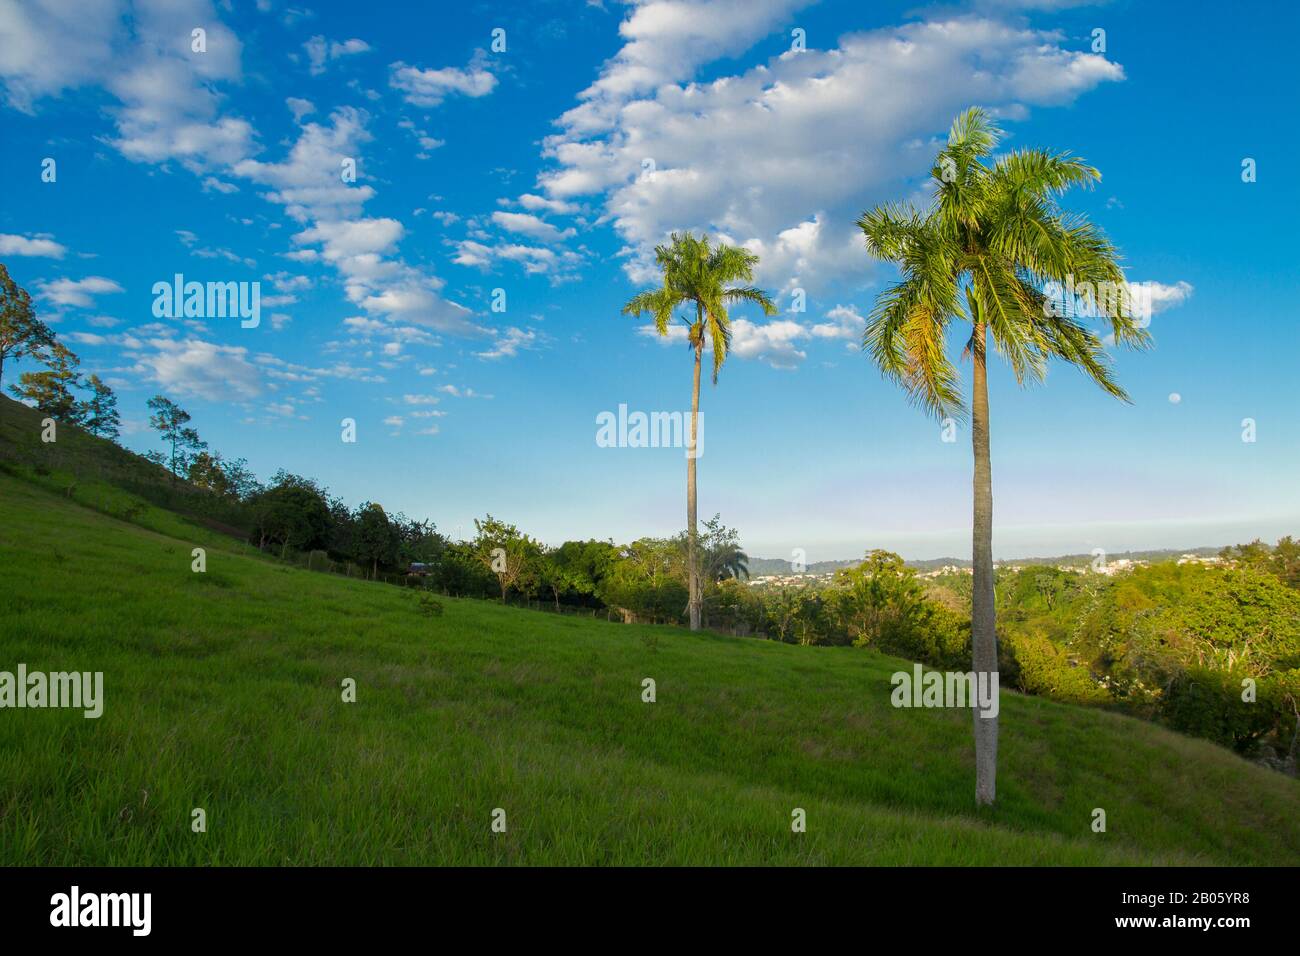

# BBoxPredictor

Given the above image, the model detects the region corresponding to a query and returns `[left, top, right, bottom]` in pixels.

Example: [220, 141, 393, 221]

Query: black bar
[0, 867, 1286, 942]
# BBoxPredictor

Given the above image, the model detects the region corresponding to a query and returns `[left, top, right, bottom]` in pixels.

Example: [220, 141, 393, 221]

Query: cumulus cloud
[490, 211, 577, 244]
[37, 276, 124, 308]
[105, 3, 253, 171]
[561, 0, 815, 135]
[729, 318, 807, 368]
[389, 50, 497, 107]
[1131, 279, 1194, 314]
[286, 96, 316, 123]
[810, 304, 866, 340]
[303, 36, 371, 76]
[0, 0, 122, 111]
[639, 313, 813, 369]
[537, 11, 1125, 293]
[453, 239, 582, 278]
[235, 108, 484, 338]
[234, 106, 375, 222]
[0, 233, 66, 258]
[127, 337, 263, 401]
[515, 193, 580, 215]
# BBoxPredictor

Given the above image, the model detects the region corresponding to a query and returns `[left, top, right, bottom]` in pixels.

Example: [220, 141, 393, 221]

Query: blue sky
[2, 0, 1297, 561]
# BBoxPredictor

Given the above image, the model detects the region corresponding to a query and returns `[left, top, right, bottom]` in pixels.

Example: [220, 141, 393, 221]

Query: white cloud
[202, 176, 239, 194]
[294, 218, 404, 260]
[286, 96, 315, 122]
[1131, 279, 1193, 314]
[538, 12, 1125, 293]
[128, 337, 263, 401]
[37, 276, 124, 308]
[453, 239, 581, 278]
[477, 326, 538, 360]
[304, 35, 371, 76]
[515, 193, 580, 215]
[639, 314, 812, 368]
[729, 318, 807, 368]
[490, 211, 577, 244]
[810, 304, 865, 340]
[437, 384, 488, 398]
[233, 106, 375, 222]
[0, 2, 254, 175]
[561, 0, 815, 135]
[389, 50, 497, 107]
[103, 2, 252, 171]
[0, 233, 66, 258]
[0, 0, 122, 111]
[237, 107, 485, 338]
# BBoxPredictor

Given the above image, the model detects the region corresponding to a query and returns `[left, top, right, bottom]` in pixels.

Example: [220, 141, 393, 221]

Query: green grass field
[2, 469, 1298, 866]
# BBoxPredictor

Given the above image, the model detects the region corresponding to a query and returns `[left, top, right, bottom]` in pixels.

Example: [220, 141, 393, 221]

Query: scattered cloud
[303, 35, 371, 76]
[538, 12, 1124, 292]
[37, 275, 124, 308]
[127, 336, 264, 401]
[389, 49, 498, 107]
[0, 233, 66, 258]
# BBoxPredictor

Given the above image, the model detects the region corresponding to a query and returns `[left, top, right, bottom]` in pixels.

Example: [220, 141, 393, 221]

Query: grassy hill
[1, 463, 1298, 865]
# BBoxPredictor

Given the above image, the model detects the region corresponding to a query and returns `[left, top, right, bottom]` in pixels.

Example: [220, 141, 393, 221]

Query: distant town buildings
[747, 553, 1223, 588]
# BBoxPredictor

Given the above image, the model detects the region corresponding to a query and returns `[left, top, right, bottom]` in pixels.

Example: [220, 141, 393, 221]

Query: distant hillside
[749, 546, 1227, 576]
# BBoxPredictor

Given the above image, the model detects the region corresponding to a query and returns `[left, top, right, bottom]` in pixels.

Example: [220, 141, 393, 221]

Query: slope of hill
[0, 394, 251, 542]
[1, 471, 1297, 865]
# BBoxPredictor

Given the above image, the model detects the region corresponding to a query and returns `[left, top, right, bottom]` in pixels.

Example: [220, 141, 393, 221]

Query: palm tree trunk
[970, 320, 999, 806]
[687, 336, 703, 630]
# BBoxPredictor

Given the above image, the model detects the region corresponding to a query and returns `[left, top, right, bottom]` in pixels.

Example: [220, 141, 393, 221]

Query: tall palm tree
[858, 108, 1149, 806]
[622, 232, 777, 630]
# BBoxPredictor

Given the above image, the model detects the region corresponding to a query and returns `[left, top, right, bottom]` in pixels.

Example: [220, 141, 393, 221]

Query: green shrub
[1161, 667, 1278, 752]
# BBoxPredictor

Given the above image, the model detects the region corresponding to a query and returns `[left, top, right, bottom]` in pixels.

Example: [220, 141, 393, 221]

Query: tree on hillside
[0, 263, 54, 391]
[599, 537, 688, 624]
[78, 374, 121, 440]
[249, 481, 333, 557]
[621, 232, 776, 631]
[472, 515, 539, 603]
[219, 457, 262, 501]
[147, 394, 207, 479]
[8, 341, 83, 423]
[188, 451, 232, 496]
[394, 516, 445, 569]
[857, 107, 1149, 805]
[536, 547, 585, 611]
[356, 501, 400, 579]
[830, 551, 932, 649]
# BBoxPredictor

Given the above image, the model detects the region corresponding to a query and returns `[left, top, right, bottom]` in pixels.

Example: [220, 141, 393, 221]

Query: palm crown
[622, 231, 777, 382]
[857, 107, 1150, 418]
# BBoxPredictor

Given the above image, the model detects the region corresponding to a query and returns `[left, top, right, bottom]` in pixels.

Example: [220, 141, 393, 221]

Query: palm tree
[622, 232, 777, 630]
[858, 108, 1149, 806]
